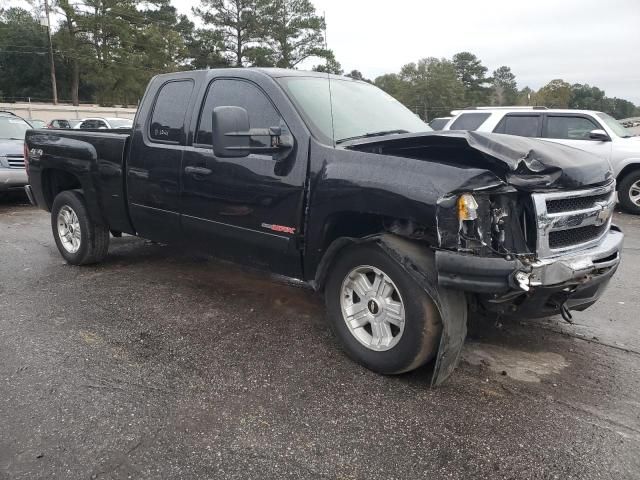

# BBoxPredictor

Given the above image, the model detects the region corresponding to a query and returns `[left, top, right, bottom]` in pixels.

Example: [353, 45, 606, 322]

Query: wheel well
[617, 164, 640, 187]
[41, 169, 82, 211]
[313, 213, 432, 290]
[321, 212, 387, 251]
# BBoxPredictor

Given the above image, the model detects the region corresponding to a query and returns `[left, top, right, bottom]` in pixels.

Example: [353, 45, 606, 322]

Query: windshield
[277, 76, 429, 145]
[596, 112, 633, 138]
[108, 118, 133, 128]
[0, 116, 30, 140]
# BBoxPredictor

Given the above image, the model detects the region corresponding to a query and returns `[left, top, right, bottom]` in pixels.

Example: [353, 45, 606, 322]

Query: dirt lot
[1, 195, 639, 479]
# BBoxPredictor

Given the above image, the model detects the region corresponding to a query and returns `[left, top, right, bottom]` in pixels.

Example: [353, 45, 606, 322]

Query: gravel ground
[1, 194, 639, 479]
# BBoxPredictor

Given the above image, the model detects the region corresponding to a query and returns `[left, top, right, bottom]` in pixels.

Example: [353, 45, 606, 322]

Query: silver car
[0, 112, 29, 193]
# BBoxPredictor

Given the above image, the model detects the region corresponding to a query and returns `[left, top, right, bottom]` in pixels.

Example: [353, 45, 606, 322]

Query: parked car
[0, 111, 29, 193]
[74, 117, 133, 130]
[46, 119, 77, 129]
[428, 117, 452, 130]
[26, 119, 46, 129]
[24, 69, 623, 385]
[442, 107, 640, 214]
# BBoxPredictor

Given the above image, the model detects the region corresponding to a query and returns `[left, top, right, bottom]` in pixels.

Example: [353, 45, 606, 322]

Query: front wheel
[325, 243, 442, 374]
[51, 190, 110, 265]
[618, 171, 640, 215]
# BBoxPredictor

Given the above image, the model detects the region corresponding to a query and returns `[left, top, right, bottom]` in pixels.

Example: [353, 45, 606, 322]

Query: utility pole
[43, 0, 58, 104]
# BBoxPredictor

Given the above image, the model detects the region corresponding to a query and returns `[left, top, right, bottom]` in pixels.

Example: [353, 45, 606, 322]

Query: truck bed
[25, 129, 135, 234]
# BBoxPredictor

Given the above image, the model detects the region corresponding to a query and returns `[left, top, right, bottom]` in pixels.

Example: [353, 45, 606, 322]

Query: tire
[618, 171, 640, 215]
[51, 190, 110, 265]
[324, 243, 442, 375]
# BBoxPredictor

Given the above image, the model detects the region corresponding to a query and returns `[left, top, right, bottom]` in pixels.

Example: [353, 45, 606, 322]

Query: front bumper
[435, 226, 623, 316]
[0, 168, 28, 192]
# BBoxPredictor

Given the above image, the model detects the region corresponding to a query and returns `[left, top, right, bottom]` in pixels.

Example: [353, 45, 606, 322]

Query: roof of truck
[154, 67, 361, 83]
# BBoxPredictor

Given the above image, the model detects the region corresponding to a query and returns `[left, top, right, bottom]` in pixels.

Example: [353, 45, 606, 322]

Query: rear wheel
[325, 243, 442, 374]
[618, 171, 640, 215]
[51, 190, 110, 265]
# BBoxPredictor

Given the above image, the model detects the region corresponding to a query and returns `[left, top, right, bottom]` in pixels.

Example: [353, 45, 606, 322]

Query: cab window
[149, 80, 194, 144]
[196, 79, 282, 147]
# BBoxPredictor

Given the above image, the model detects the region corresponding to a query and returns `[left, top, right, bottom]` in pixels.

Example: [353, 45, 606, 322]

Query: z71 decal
[261, 223, 296, 234]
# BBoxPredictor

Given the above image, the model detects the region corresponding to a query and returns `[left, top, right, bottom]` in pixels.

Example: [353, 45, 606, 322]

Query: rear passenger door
[493, 113, 543, 137]
[127, 78, 196, 243]
[541, 114, 612, 161]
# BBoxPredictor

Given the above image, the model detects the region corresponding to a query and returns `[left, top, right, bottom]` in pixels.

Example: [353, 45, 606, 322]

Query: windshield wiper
[336, 129, 409, 144]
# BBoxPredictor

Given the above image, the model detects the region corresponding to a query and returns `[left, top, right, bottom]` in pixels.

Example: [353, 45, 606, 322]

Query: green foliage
[491, 66, 517, 106]
[193, 0, 262, 67]
[0, 8, 51, 101]
[452, 51, 491, 106]
[312, 52, 343, 74]
[184, 28, 230, 70]
[536, 79, 572, 108]
[375, 58, 464, 121]
[260, 0, 329, 68]
[569, 83, 605, 110]
[516, 86, 534, 106]
[1, 3, 638, 118]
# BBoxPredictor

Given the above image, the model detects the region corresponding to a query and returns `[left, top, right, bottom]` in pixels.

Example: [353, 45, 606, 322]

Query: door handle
[185, 166, 212, 176]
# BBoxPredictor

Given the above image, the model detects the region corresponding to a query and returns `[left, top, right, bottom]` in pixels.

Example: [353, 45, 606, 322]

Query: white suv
[443, 107, 640, 214]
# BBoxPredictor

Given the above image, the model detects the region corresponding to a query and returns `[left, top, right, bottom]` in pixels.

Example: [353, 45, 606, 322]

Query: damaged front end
[435, 181, 622, 319]
[346, 130, 623, 384]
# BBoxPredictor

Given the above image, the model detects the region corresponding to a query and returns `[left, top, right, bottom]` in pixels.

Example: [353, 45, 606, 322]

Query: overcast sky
[174, 0, 640, 103]
[9, 0, 640, 103]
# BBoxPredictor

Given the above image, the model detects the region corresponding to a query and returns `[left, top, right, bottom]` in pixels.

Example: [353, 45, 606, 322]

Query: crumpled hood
[344, 130, 614, 191]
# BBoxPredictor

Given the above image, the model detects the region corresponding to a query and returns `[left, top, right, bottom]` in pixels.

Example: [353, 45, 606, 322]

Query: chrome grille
[546, 192, 612, 214]
[532, 183, 616, 258]
[548, 224, 609, 249]
[7, 155, 25, 169]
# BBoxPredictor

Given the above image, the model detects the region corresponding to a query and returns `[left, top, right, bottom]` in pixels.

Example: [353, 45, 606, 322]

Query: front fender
[614, 157, 640, 179]
[317, 234, 468, 386]
[376, 234, 468, 386]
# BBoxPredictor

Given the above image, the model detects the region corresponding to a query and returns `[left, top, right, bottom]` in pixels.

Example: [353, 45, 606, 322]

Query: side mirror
[589, 129, 610, 141]
[212, 106, 293, 159]
[212, 106, 251, 158]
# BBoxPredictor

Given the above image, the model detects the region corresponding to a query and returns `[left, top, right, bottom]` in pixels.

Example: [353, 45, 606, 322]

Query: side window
[80, 120, 93, 129]
[545, 116, 599, 140]
[495, 114, 541, 137]
[150, 80, 194, 143]
[96, 120, 107, 129]
[196, 79, 282, 147]
[449, 112, 491, 131]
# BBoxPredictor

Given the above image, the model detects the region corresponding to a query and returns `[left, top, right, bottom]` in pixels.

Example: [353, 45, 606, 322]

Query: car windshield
[596, 112, 633, 138]
[277, 76, 429, 145]
[0, 116, 30, 140]
[108, 118, 133, 128]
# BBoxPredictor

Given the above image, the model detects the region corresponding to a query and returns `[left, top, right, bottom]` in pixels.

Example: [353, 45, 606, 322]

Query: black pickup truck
[24, 69, 623, 384]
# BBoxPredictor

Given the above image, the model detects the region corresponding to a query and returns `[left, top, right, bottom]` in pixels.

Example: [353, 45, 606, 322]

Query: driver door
[181, 77, 305, 277]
